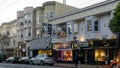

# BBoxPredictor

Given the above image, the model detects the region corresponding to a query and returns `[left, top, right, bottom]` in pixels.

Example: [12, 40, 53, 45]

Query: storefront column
[30, 51, 33, 57]
[84, 51, 88, 64]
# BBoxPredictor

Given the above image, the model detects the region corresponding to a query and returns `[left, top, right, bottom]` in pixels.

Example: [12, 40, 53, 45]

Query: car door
[33, 55, 38, 64]
[37, 55, 44, 64]
[36, 55, 42, 64]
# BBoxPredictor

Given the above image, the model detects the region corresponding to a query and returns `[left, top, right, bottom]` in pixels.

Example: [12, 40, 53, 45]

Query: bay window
[94, 20, 99, 31]
[86, 16, 99, 33]
[87, 19, 92, 32]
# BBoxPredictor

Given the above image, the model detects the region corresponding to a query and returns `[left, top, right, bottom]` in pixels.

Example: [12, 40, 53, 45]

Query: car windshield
[9, 57, 14, 59]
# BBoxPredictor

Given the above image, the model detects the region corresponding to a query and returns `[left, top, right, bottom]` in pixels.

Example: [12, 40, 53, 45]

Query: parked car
[29, 54, 55, 65]
[6, 56, 19, 63]
[19, 56, 30, 64]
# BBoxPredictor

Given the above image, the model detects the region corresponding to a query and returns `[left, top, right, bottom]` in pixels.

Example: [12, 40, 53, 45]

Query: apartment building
[0, 19, 17, 59]
[29, 1, 78, 57]
[48, 0, 120, 64]
[17, 7, 33, 57]
[33, 1, 78, 39]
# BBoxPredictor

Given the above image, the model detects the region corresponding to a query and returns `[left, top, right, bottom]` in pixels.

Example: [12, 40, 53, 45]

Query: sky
[0, 0, 106, 24]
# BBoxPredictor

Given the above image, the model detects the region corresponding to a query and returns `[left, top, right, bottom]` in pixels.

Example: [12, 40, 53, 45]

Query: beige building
[0, 19, 17, 59]
[33, 1, 78, 39]
[17, 7, 33, 57]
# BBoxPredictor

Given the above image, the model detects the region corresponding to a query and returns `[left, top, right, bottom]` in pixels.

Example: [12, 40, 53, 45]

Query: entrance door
[83, 50, 95, 64]
[33, 50, 38, 57]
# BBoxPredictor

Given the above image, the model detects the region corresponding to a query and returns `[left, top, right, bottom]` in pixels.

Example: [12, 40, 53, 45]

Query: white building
[17, 7, 33, 57]
[48, 0, 120, 64]
[49, 0, 119, 41]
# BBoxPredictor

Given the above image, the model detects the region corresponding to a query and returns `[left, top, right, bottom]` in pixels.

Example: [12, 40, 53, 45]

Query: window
[48, 24, 52, 35]
[28, 33, 31, 36]
[7, 42, 9, 46]
[13, 39, 15, 46]
[87, 20, 92, 32]
[24, 28, 26, 37]
[28, 20, 31, 23]
[28, 28, 31, 36]
[46, 12, 49, 19]
[21, 34, 23, 38]
[21, 22, 23, 25]
[67, 23, 72, 35]
[74, 23, 78, 34]
[37, 17, 40, 24]
[25, 20, 27, 23]
[94, 20, 99, 31]
[50, 12, 54, 18]
[7, 31, 9, 35]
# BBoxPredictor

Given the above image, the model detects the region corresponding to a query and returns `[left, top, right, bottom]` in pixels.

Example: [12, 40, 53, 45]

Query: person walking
[74, 52, 79, 68]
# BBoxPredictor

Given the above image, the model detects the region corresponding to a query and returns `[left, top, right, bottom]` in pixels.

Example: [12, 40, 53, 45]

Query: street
[0, 63, 111, 68]
[0, 63, 67, 68]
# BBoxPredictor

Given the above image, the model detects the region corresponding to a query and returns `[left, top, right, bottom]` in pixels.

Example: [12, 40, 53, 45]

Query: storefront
[82, 39, 117, 65]
[29, 37, 52, 57]
[53, 43, 73, 62]
[55, 50, 73, 61]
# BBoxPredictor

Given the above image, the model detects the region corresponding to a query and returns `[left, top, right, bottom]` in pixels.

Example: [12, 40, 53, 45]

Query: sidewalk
[54, 63, 110, 68]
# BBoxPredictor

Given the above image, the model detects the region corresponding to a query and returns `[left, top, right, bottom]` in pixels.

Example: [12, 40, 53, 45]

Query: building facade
[48, 0, 120, 64]
[33, 1, 78, 39]
[17, 7, 33, 57]
[29, 1, 78, 57]
[0, 19, 17, 59]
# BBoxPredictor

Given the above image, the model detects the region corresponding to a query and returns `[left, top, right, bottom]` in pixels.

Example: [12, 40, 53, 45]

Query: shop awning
[29, 37, 52, 50]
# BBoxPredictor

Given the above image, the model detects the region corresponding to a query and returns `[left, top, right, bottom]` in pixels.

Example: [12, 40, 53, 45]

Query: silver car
[29, 54, 55, 65]
[19, 56, 30, 64]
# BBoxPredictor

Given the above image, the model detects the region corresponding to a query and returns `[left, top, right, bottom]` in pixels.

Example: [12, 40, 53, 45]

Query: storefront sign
[38, 50, 52, 55]
[79, 42, 89, 47]
[53, 43, 72, 50]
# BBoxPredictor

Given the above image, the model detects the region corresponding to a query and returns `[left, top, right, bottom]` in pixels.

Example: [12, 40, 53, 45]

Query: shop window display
[95, 49, 105, 61]
[63, 50, 73, 61]
[55, 50, 73, 61]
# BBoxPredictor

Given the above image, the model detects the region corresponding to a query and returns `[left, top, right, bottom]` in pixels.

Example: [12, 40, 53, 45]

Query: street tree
[109, 2, 120, 33]
[0, 33, 10, 61]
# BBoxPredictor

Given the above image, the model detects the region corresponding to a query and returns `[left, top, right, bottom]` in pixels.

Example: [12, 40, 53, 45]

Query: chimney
[63, 0, 66, 5]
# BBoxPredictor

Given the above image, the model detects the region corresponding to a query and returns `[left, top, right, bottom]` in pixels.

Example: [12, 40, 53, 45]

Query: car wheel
[40, 60, 44, 65]
[10, 61, 13, 64]
[112, 64, 117, 68]
[49, 64, 54, 66]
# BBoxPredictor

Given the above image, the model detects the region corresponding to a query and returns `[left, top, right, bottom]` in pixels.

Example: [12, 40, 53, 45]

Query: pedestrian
[74, 52, 79, 68]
